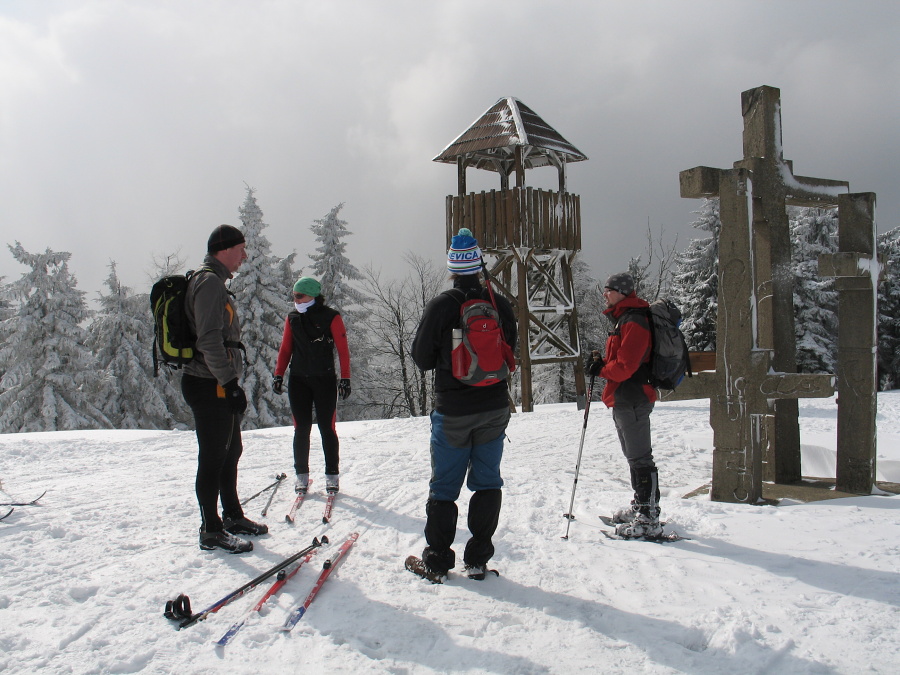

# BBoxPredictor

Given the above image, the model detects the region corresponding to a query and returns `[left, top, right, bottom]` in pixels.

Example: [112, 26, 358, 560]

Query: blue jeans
[428, 408, 508, 500]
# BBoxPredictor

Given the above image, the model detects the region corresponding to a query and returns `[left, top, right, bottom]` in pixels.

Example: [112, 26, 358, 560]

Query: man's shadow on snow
[292, 576, 552, 674]
[683, 500, 900, 608]
[329, 493, 425, 536]
[462, 573, 836, 674]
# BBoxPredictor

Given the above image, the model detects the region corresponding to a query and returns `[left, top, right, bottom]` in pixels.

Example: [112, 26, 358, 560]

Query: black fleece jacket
[412, 275, 517, 416]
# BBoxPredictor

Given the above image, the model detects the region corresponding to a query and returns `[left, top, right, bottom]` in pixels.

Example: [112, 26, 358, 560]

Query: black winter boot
[223, 514, 269, 536]
[199, 528, 253, 553]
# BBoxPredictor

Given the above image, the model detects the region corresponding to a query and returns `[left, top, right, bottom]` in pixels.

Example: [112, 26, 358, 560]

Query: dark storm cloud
[1, 1, 896, 298]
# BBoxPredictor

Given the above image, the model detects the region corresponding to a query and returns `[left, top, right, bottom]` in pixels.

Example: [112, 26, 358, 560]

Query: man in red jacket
[588, 272, 663, 538]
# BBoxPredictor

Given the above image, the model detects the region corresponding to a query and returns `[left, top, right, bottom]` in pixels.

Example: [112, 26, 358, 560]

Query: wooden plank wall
[445, 188, 581, 251]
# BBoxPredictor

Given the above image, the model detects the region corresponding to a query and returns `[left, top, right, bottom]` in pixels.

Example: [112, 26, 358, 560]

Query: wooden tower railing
[445, 187, 581, 252]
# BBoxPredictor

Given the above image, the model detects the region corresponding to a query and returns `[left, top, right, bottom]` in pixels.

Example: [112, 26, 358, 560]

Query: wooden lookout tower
[434, 97, 589, 412]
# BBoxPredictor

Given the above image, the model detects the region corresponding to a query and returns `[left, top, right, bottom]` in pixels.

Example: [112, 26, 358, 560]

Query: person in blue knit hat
[446, 228, 484, 275]
[409, 228, 517, 581]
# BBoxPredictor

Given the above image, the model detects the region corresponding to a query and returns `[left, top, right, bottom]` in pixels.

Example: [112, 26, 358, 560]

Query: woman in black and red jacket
[273, 276, 351, 495]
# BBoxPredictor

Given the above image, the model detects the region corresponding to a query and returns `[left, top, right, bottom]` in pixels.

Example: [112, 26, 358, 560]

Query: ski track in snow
[0, 396, 898, 674]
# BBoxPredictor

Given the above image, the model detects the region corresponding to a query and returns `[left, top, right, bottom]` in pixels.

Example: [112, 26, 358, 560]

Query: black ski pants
[182, 374, 244, 532]
[288, 374, 340, 476]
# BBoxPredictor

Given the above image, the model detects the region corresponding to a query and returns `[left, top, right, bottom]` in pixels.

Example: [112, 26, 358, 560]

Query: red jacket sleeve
[274, 317, 293, 377]
[331, 314, 351, 379]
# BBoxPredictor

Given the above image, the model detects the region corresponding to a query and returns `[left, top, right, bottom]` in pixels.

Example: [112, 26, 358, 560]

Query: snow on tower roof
[433, 97, 587, 172]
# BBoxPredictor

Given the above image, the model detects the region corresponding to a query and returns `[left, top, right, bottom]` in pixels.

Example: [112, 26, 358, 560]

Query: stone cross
[733, 86, 849, 483]
[671, 166, 834, 504]
[819, 193, 882, 493]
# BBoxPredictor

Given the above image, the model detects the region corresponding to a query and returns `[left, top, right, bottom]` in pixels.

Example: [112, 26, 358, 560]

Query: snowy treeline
[1, 191, 897, 433]
[671, 198, 900, 387]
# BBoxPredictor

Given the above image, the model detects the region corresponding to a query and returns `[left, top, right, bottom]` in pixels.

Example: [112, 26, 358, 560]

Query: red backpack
[446, 287, 516, 386]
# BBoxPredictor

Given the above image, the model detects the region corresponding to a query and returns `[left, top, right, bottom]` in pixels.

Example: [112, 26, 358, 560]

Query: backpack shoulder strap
[443, 288, 466, 304]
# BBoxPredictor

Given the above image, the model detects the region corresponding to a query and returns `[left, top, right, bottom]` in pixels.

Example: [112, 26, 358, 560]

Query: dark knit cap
[604, 272, 635, 296]
[207, 224, 246, 253]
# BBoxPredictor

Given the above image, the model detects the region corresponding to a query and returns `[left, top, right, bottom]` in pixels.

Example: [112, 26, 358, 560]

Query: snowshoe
[405, 555, 446, 584]
[615, 511, 663, 539]
[464, 563, 499, 581]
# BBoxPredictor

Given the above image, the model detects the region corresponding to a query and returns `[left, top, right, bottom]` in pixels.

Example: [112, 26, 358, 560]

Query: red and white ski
[281, 532, 359, 632]
[285, 479, 312, 523]
[322, 490, 337, 524]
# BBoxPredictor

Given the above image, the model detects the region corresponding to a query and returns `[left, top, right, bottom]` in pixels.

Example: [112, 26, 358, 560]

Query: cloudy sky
[1, 1, 896, 301]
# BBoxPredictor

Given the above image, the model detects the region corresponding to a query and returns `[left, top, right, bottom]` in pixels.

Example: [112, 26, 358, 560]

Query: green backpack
[150, 269, 208, 375]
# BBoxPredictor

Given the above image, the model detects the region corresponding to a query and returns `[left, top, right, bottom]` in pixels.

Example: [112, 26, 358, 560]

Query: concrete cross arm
[758, 373, 835, 399]
[782, 173, 849, 208]
[819, 251, 886, 281]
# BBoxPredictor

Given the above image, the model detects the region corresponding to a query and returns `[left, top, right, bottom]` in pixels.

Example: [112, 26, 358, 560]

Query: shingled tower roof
[433, 97, 588, 172]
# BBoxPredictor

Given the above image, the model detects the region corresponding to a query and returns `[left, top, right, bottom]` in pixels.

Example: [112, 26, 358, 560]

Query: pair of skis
[165, 533, 358, 644]
[215, 532, 359, 645]
[285, 481, 338, 525]
[165, 536, 327, 629]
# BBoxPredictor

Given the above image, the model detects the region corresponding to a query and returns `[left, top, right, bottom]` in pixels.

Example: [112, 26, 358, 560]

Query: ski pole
[562, 374, 596, 540]
[166, 536, 329, 629]
[240, 473, 287, 506]
[260, 473, 285, 517]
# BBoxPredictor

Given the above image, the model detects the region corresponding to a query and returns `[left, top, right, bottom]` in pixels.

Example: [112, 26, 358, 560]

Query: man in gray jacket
[182, 224, 266, 553]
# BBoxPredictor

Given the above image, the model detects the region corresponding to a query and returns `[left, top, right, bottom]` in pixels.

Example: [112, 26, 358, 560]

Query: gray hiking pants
[611, 401, 656, 470]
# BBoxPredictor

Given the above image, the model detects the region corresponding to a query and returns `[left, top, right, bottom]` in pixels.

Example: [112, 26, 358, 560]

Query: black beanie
[207, 225, 246, 253]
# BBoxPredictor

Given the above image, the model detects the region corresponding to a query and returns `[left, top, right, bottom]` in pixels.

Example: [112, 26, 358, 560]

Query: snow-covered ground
[1, 394, 898, 674]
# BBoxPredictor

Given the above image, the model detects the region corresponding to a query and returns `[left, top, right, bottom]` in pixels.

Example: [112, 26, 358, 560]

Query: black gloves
[272, 375, 284, 395]
[586, 350, 604, 377]
[223, 378, 248, 415]
[338, 379, 351, 400]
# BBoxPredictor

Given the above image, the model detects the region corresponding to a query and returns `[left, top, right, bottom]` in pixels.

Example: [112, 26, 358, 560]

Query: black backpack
[150, 269, 207, 375]
[637, 299, 692, 390]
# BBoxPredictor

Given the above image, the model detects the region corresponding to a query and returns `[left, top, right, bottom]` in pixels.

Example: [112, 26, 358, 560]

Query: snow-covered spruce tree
[88, 262, 173, 429]
[230, 187, 294, 430]
[308, 203, 371, 421]
[877, 226, 900, 390]
[670, 198, 720, 352]
[308, 203, 367, 311]
[790, 207, 838, 374]
[0, 243, 110, 432]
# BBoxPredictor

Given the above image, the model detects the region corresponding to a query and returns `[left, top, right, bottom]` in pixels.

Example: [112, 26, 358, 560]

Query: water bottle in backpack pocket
[449, 297, 516, 387]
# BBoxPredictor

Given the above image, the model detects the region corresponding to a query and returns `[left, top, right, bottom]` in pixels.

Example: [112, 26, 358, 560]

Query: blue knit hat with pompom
[447, 228, 483, 275]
